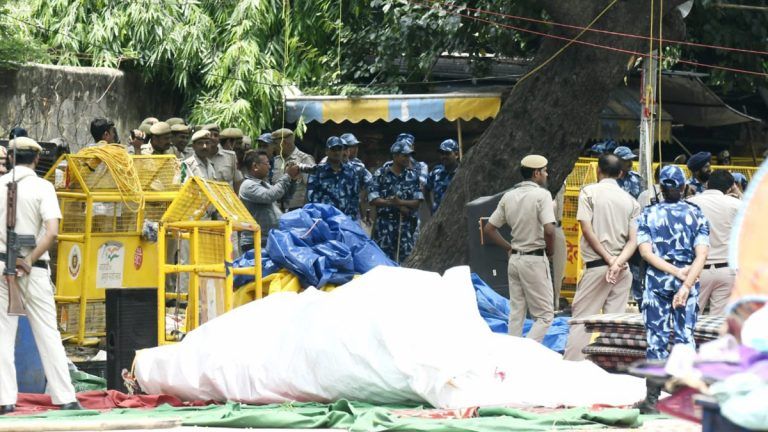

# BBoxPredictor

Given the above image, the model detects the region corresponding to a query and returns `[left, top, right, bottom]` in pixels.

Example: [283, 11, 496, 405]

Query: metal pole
[456, 119, 464, 160]
[639, 52, 658, 190]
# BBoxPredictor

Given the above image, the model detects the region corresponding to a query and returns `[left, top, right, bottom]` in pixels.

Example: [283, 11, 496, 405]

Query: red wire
[409, 0, 768, 78]
[431, 0, 768, 58]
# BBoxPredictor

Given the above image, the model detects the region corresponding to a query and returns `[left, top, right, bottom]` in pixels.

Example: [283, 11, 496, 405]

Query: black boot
[634, 380, 661, 414]
[0, 405, 14, 415]
[59, 401, 83, 411]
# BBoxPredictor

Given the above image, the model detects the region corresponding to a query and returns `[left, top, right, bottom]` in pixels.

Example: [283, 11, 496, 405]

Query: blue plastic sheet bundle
[472, 273, 570, 353]
[233, 204, 396, 288]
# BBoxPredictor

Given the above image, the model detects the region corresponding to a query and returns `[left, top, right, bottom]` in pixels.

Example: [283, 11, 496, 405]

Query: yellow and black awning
[285, 90, 679, 142]
[285, 93, 501, 124]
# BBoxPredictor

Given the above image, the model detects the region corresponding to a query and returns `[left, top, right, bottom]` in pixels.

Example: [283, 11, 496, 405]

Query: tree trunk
[406, 0, 686, 272]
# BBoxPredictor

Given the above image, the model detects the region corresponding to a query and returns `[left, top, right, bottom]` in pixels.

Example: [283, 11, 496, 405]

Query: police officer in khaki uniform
[483, 155, 556, 342]
[0, 137, 81, 414]
[552, 182, 567, 310]
[271, 128, 315, 211]
[687, 170, 740, 315]
[209, 142, 243, 192]
[202, 123, 220, 146]
[171, 124, 192, 159]
[181, 130, 217, 181]
[563, 154, 640, 360]
[149, 122, 177, 156]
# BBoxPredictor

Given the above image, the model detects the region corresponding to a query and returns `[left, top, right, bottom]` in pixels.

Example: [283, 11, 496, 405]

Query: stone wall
[0, 63, 181, 151]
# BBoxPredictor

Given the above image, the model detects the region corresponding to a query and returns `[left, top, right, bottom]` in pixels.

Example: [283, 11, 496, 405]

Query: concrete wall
[0, 63, 181, 151]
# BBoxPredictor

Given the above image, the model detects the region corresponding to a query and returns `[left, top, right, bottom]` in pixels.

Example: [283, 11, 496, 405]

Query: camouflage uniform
[617, 171, 646, 199]
[687, 177, 706, 195]
[636, 200, 710, 360]
[425, 163, 457, 214]
[369, 163, 423, 263]
[307, 162, 362, 220]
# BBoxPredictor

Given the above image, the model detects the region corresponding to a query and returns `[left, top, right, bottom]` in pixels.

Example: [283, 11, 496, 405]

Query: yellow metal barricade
[44, 154, 180, 345]
[158, 177, 262, 345]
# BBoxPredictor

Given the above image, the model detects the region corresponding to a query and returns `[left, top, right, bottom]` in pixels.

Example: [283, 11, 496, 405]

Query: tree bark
[406, 0, 686, 272]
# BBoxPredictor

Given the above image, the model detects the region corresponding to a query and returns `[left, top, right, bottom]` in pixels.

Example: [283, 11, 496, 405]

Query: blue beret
[257, 133, 273, 144]
[396, 133, 415, 145]
[660, 165, 686, 189]
[326, 136, 344, 149]
[439, 139, 459, 153]
[614, 146, 637, 160]
[390, 140, 414, 155]
[340, 133, 360, 146]
[687, 152, 712, 171]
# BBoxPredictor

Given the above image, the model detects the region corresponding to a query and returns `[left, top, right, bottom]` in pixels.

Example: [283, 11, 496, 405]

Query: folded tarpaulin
[233, 204, 396, 288]
[472, 273, 570, 352]
[0, 399, 643, 431]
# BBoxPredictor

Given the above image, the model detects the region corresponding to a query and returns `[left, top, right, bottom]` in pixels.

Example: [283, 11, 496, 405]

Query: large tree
[406, 0, 688, 272]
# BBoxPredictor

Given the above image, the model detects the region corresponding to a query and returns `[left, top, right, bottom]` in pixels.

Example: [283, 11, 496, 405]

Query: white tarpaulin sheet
[135, 266, 644, 408]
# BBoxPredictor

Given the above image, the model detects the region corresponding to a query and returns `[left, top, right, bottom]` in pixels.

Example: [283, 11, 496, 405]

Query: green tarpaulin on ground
[0, 399, 644, 431]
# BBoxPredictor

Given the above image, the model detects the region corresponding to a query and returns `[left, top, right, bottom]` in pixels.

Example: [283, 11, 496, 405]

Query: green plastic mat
[0, 399, 644, 431]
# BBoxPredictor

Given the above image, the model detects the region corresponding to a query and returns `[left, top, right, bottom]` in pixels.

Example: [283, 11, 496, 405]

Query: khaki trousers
[507, 254, 554, 342]
[552, 226, 567, 309]
[563, 265, 631, 361]
[0, 264, 77, 405]
[698, 266, 735, 316]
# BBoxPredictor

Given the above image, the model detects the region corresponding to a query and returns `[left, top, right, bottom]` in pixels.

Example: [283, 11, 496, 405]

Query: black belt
[510, 249, 546, 257]
[585, 259, 608, 269]
[555, 221, 562, 227]
[0, 252, 48, 269]
[706, 262, 729, 269]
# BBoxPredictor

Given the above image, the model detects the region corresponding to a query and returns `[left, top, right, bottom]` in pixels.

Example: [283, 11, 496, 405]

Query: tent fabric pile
[233, 204, 396, 289]
[136, 266, 645, 408]
[569, 313, 725, 372]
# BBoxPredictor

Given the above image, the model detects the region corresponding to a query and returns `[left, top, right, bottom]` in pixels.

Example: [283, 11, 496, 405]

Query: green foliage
[0, 1, 49, 68]
[21, 0, 343, 136]
[671, 0, 768, 93]
[11, 0, 766, 134]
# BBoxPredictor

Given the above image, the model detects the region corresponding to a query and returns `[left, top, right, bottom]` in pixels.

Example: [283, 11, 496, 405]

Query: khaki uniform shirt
[576, 178, 640, 262]
[0, 166, 62, 261]
[273, 147, 315, 209]
[209, 147, 243, 188]
[181, 155, 216, 181]
[488, 181, 556, 252]
[687, 190, 739, 264]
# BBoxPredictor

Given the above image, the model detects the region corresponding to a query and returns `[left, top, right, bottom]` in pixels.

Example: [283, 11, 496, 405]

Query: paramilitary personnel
[425, 139, 460, 214]
[614, 146, 646, 199]
[686, 151, 712, 195]
[307, 137, 362, 220]
[634, 165, 709, 413]
[369, 139, 423, 263]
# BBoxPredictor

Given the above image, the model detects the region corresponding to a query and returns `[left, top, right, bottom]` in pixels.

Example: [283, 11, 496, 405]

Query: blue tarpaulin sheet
[471, 273, 569, 353]
[234, 204, 396, 288]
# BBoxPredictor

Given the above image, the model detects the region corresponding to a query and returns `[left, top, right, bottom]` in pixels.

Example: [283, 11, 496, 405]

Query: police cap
[521, 155, 547, 169]
[149, 121, 172, 136]
[9, 137, 42, 152]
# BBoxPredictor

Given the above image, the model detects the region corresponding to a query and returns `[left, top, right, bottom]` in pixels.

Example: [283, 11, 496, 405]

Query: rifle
[4, 146, 37, 316]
